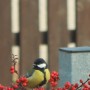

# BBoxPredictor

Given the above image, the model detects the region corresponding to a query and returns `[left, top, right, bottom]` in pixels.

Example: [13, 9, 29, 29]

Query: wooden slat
[77, 0, 90, 46]
[48, 0, 69, 71]
[0, 0, 11, 85]
[20, 0, 40, 75]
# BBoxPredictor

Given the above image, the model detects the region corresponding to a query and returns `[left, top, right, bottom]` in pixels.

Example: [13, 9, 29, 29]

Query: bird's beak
[33, 64, 36, 69]
[33, 64, 36, 66]
[33, 64, 36, 67]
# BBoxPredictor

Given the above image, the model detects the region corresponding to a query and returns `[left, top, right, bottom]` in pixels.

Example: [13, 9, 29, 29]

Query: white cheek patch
[37, 63, 46, 68]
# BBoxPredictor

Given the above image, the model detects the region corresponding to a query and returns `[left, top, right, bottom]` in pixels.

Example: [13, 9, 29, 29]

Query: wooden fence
[0, 0, 90, 86]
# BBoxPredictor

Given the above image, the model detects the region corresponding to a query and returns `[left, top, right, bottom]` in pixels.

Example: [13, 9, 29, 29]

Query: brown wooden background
[0, 0, 90, 86]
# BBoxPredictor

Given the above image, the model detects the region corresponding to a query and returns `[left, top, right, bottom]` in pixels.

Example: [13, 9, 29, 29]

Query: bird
[25, 58, 50, 89]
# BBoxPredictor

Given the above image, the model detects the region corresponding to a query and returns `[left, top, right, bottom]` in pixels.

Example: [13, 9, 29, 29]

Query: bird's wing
[25, 68, 35, 78]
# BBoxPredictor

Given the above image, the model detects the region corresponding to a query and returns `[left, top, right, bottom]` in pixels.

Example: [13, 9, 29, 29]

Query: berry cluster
[0, 76, 28, 90]
[49, 71, 59, 87]
[1, 54, 90, 90]
[16, 76, 28, 87]
[1, 69, 90, 90]
[0, 84, 18, 90]
[54, 75, 90, 90]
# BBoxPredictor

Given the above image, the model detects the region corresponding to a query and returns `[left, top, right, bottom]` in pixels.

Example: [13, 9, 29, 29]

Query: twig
[11, 54, 19, 75]
[76, 78, 90, 90]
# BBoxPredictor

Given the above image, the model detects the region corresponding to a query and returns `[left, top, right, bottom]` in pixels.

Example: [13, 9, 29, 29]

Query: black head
[33, 58, 47, 70]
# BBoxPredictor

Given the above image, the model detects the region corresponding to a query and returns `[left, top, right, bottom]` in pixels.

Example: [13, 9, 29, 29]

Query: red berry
[51, 81, 57, 87]
[16, 79, 20, 83]
[23, 77, 28, 82]
[10, 66, 15, 74]
[80, 79, 83, 83]
[10, 70, 15, 74]
[13, 84, 18, 89]
[83, 84, 89, 88]
[51, 73, 54, 77]
[74, 83, 79, 88]
[64, 81, 71, 89]
[0, 84, 4, 90]
[71, 86, 76, 90]
[20, 77, 25, 82]
[10, 66, 14, 70]
[82, 87, 89, 90]
[19, 77, 28, 83]
[22, 82, 27, 86]
[7, 87, 12, 90]
[88, 80, 90, 85]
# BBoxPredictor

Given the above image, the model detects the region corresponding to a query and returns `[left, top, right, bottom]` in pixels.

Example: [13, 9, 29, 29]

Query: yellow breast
[27, 69, 50, 88]
[27, 70, 44, 88]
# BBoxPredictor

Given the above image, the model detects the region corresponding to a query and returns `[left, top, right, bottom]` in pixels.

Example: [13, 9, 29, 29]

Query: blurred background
[0, 0, 90, 86]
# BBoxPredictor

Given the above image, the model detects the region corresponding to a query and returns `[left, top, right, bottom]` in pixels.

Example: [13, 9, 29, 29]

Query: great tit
[25, 58, 50, 89]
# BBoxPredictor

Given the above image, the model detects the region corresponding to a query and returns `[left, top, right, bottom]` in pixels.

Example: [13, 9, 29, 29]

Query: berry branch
[76, 78, 90, 90]
[10, 54, 19, 75]
[0, 54, 90, 90]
